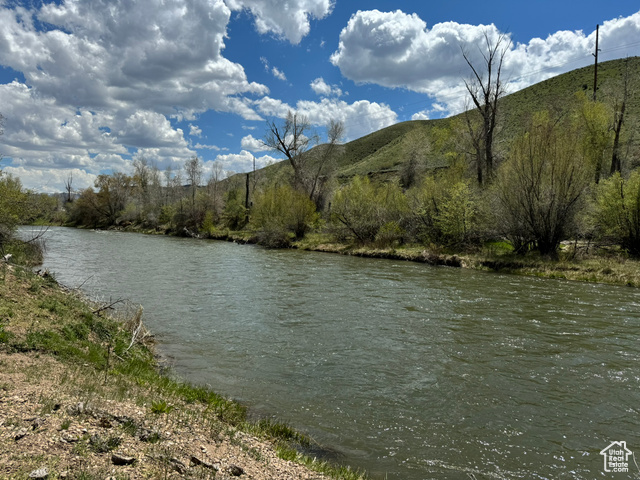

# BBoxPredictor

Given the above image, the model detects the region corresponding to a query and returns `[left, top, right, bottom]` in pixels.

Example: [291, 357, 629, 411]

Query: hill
[250, 57, 640, 184]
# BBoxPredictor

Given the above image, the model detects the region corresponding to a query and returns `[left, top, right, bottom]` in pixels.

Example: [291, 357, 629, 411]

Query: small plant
[60, 418, 72, 430]
[150, 399, 174, 414]
[89, 434, 122, 453]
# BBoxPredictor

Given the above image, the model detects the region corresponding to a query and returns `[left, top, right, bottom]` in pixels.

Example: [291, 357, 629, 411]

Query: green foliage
[594, 171, 640, 255]
[222, 188, 247, 230]
[0, 171, 30, 249]
[575, 92, 612, 183]
[150, 399, 174, 414]
[374, 221, 404, 248]
[331, 176, 408, 244]
[407, 165, 478, 246]
[494, 112, 591, 255]
[251, 184, 318, 247]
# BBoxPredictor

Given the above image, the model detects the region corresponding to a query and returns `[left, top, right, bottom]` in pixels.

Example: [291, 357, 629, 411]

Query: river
[22, 226, 640, 479]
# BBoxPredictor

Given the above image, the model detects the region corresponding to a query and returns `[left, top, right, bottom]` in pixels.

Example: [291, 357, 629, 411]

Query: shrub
[494, 112, 590, 256]
[250, 184, 318, 247]
[406, 167, 478, 246]
[593, 171, 640, 256]
[331, 176, 408, 244]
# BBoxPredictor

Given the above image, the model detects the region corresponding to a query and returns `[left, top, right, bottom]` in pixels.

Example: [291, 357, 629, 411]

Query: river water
[22, 226, 640, 479]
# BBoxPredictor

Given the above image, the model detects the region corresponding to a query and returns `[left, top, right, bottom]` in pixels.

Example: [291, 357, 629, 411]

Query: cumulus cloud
[331, 9, 640, 114]
[241, 134, 269, 152]
[189, 124, 203, 137]
[226, 0, 334, 44]
[194, 143, 223, 151]
[3, 166, 98, 194]
[254, 96, 397, 141]
[0, 0, 274, 189]
[310, 77, 343, 97]
[213, 149, 277, 174]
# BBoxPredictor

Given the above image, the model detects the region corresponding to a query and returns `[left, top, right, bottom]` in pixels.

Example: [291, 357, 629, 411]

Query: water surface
[25, 227, 640, 479]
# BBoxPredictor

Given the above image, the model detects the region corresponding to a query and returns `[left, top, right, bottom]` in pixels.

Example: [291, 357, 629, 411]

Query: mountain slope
[252, 57, 640, 184]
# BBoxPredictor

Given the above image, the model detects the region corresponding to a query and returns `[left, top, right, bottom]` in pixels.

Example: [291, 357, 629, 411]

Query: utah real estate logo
[600, 441, 632, 473]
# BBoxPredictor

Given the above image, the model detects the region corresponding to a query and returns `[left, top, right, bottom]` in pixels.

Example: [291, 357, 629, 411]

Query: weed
[38, 395, 60, 415]
[150, 399, 174, 414]
[60, 418, 71, 430]
[88, 434, 122, 453]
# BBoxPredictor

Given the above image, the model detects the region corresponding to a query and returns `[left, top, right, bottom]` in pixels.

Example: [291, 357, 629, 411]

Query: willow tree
[495, 113, 590, 256]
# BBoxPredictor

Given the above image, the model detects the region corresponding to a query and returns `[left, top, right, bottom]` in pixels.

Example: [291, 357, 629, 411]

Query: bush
[494, 112, 590, 256]
[330, 176, 408, 244]
[250, 184, 318, 247]
[594, 171, 640, 256]
[407, 172, 478, 246]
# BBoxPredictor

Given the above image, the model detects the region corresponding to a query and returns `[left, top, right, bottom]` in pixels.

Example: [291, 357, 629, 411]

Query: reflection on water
[25, 226, 640, 480]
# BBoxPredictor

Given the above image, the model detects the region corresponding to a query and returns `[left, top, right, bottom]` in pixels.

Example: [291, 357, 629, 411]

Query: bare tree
[610, 58, 636, 174]
[264, 111, 316, 191]
[462, 31, 511, 185]
[264, 111, 344, 207]
[64, 172, 74, 203]
[184, 156, 202, 208]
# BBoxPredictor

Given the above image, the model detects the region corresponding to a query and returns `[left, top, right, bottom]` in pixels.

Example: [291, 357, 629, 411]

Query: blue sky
[0, 0, 639, 192]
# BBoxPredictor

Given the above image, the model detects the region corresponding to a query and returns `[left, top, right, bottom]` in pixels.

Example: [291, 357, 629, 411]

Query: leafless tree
[462, 31, 511, 185]
[184, 156, 202, 207]
[264, 111, 316, 190]
[264, 111, 344, 207]
[610, 58, 636, 174]
[64, 172, 74, 203]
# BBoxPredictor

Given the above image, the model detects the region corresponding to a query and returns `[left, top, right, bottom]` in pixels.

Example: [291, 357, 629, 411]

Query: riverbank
[104, 223, 640, 288]
[292, 235, 640, 288]
[0, 260, 365, 480]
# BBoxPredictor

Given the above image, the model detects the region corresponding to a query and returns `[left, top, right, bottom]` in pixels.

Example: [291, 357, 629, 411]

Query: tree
[264, 111, 344, 206]
[407, 167, 478, 246]
[184, 156, 203, 229]
[250, 184, 318, 247]
[64, 172, 74, 203]
[331, 176, 408, 244]
[609, 58, 636, 174]
[0, 170, 30, 251]
[494, 113, 590, 256]
[91, 173, 132, 225]
[594, 171, 640, 256]
[462, 31, 510, 185]
[576, 93, 611, 184]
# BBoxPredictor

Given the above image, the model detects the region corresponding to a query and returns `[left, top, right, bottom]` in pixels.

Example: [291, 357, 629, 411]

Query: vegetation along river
[25, 226, 640, 479]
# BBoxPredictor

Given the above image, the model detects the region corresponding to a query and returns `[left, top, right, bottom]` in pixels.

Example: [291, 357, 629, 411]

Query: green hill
[252, 57, 640, 184]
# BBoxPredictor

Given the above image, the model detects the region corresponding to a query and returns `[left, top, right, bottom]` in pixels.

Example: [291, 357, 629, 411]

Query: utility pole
[593, 24, 600, 101]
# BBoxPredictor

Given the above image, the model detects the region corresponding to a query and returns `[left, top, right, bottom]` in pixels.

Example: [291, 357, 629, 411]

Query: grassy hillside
[253, 57, 640, 183]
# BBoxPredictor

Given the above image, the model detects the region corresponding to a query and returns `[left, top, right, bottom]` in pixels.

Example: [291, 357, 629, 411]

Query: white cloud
[411, 110, 429, 121]
[226, 0, 334, 44]
[194, 143, 223, 151]
[272, 66, 287, 81]
[310, 77, 342, 97]
[189, 124, 202, 137]
[213, 149, 277, 173]
[0, 0, 278, 190]
[331, 9, 640, 114]
[241, 134, 269, 152]
[3, 166, 98, 194]
[253, 96, 397, 141]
